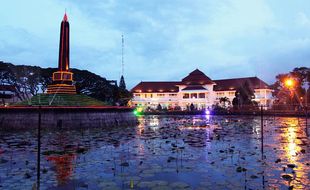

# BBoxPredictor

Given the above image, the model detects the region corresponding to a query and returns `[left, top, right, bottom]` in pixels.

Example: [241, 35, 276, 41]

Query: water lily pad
[152, 186, 172, 190]
[120, 162, 129, 167]
[282, 174, 293, 181]
[170, 181, 190, 188]
[287, 164, 296, 168]
[0, 158, 8, 164]
[99, 181, 118, 188]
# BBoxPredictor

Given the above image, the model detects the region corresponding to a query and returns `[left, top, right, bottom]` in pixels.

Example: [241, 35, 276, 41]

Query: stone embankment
[0, 107, 137, 129]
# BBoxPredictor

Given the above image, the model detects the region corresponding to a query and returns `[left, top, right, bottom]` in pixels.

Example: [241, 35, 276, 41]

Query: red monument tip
[63, 13, 68, 21]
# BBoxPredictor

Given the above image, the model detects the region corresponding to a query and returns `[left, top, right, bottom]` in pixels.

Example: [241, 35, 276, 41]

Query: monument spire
[47, 12, 76, 94]
[63, 10, 68, 21]
[58, 12, 70, 71]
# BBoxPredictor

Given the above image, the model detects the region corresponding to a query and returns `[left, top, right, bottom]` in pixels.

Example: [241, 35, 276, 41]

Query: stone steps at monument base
[15, 94, 108, 106]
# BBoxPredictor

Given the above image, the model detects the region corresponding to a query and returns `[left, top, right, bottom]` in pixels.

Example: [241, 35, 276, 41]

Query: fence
[230, 104, 309, 117]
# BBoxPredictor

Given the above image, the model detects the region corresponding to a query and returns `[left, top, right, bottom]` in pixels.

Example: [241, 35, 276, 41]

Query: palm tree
[219, 97, 230, 108]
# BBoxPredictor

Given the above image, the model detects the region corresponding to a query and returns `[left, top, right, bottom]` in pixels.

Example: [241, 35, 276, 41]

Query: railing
[220, 104, 308, 116]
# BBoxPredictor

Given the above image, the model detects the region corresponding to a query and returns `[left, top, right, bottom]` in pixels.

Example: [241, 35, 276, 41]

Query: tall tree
[232, 81, 256, 109]
[119, 75, 126, 90]
[272, 67, 309, 106]
[0, 61, 132, 105]
[219, 97, 230, 108]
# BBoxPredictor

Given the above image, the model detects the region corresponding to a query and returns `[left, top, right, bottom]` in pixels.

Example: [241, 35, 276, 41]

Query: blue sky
[0, 0, 309, 88]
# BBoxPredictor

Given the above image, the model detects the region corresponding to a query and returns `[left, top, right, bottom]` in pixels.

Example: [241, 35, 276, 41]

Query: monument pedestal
[47, 84, 76, 94]
[47, 71, 76, 94]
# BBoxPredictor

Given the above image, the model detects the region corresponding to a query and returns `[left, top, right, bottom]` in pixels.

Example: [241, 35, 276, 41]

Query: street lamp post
[284, 78, 295, 112]
[285, 77, 309, 136]
[305, 82, 309, 136]
[37, 104, 41, 190]
[305, 81, 309, 110]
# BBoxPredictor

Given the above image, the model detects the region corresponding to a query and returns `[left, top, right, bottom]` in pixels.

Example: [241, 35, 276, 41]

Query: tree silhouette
[219, 97, 230, 107]
[272, 67, 309, 105]
[119, 75, 126, 90]
[0, 61, 131, 104]
[232, 81, 256, 109]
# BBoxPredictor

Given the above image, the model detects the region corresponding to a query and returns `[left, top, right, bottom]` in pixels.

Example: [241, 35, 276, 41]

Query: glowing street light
[285, 78, 294, 88]
[134, 106, 143, 116]
[205, 109, 210, 115]
[284, 78, 296, 107]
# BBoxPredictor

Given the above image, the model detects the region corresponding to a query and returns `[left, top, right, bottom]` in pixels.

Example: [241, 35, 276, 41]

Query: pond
[0, 115, 309, 190]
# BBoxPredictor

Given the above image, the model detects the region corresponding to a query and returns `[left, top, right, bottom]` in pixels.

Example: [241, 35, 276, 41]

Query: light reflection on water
[286, 120, 299, 162]
[0, 115, 309, 189]
[277, 117, 308, 189]
[46, 154, 76, 185]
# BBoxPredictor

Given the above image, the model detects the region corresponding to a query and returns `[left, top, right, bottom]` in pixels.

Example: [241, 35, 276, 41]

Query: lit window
[191, 93, 197, 99]
[183, 93, 189, 99]
[198, 93, 205, 98]
[217, 92, 224, 96]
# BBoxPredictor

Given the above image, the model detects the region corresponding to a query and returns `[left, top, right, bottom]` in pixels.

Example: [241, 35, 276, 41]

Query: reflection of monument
[46, 132, 76, 185]
[47, 13, 76, 94]
[47, 154, 76, 184]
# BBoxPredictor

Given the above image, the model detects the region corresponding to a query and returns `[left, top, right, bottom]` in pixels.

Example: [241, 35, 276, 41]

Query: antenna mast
[121, 34, 124, 76]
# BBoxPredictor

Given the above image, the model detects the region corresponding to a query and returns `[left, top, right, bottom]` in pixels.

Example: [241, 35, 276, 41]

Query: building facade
[131, 69, 273, 110]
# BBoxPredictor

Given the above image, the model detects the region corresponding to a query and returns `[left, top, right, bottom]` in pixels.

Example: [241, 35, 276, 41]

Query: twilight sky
[0, 0, 309, 89]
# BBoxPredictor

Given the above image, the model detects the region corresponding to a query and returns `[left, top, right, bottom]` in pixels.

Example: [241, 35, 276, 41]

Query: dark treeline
[231, 67, 309, 109]
[271, 67, 309, 106]
[0, 61, 131, 105]
[232, 80, 258, 110]
[213, 67, 309, 113]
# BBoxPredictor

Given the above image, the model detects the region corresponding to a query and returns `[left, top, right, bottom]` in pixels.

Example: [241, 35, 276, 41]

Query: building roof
[181, 69, 214, 85]
[131, 70, 271, 93]
[131, 81, 180, 93]
[181, 86, 207, 91]
[213, 77, 270, 91]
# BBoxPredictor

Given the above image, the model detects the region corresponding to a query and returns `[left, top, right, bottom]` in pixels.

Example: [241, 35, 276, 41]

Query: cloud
[297, 12, 310, 27]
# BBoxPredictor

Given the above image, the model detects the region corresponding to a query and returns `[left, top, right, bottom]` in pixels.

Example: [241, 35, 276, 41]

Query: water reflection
[277, 117, 309, 189]
[137, 116, 145, 135]
[287, 125, 298, 162]
[205, 114, 210, 121]
[149, 116, 159, 127]
[0, 116, 309, 189]
[46, 154, 76, 185]
[281, 118, 301, 163]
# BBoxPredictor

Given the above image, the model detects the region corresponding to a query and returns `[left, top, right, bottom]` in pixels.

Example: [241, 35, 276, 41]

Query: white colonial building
[131, 69, 273, 110]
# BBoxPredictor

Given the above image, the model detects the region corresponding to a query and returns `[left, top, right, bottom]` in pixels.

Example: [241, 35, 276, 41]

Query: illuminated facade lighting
[131, 69, 274, 110]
